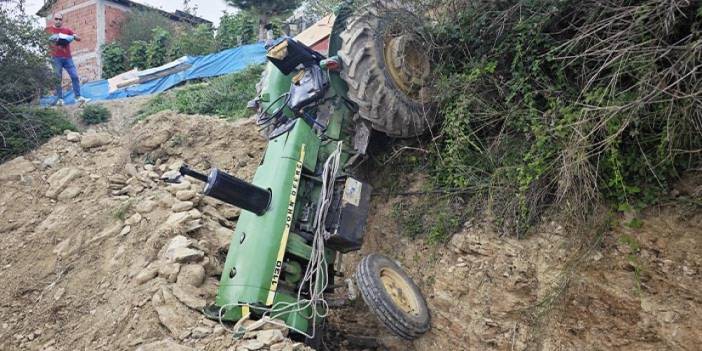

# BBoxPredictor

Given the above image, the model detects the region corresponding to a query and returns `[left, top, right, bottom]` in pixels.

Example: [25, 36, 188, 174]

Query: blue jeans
[52, 57, 81, 99]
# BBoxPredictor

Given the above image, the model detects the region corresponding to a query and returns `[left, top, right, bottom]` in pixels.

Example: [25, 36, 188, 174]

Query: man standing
[47, 13, 90, 106]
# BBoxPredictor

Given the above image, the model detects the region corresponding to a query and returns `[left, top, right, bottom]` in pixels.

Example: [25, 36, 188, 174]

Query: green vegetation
[217, 12, 257, 49]
[81, 105, 111, 125]
[103, 10, 218, 78]
[101, 43, 126, 78]
[137, 65, 264, 120]
[1, 107, 75, 162]
[0, 3, 74, 163]
[227, 0, 302, 40]
[619, 234, 644, 293]
[410, 0, 702, 236]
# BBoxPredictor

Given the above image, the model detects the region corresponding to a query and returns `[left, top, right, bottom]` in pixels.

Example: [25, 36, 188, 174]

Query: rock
[164, 212, 193, 229]
[109, 174, 128, 185]
[134, 129, 171, 153]
[65, 132, 81, 142]
[213, 325, 226, 336]
[80, 132, 112, 149]
[125, 163, 140, 178]
[168, 247, 204, 264]
[152, 287, 199, 338]
[167, 181, 192, 194]
[125, 213, 143, 226]
[175, 190, 196, 201]
[135, 265, 159, 285]
[136, 200, 158, 213]
[257, 329, 285, 346]
[161, 170, 181, 182]
[120, 225, 131, 236]
[177, 264, 206, 287]
[172, 201, 194, 213]
[45, 167, 81, 199]
[120, 183, 145, 196]
[57, 186, 82, 200]
[220, 207, 241, 220]
[159, 262, 181, 283]
[136, 339, 195, 351]
[41, 154, 60, 169]
[171, 284, 206, 310]
[239, 339, 265, 350]
[190, 326, 211, 339]
[169, 160, 184, 170]
[188, 209, 202, 219]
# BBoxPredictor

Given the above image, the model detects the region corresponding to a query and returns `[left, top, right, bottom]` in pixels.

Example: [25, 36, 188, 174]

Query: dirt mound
[333, 173, 702, 350]
[0, 100, 700, 351]
[0, 108, 311, 351]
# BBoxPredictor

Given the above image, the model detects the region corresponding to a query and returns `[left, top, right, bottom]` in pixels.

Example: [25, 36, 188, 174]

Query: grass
[136, 64, 264, 121]
[0, 106, 75, 162]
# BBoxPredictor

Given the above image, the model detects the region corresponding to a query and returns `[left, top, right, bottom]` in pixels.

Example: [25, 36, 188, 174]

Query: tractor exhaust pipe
[179, 165, 271, 216]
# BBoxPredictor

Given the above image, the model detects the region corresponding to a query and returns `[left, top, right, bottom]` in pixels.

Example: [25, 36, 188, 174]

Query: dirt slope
[0, 100, 700, 351]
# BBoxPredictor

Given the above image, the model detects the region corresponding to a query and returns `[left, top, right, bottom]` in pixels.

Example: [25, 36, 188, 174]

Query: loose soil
[0, 100, 700, 350]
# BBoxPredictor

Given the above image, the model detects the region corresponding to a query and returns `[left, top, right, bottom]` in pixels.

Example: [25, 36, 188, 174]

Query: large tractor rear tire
[355, 254, 430, 340]
[338, 1, 436, 138]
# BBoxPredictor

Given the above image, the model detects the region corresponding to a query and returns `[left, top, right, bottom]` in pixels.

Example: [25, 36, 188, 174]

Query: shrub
[137, 65, 264, 120]
[81, 105, 111, 125]
[127, 40, 149, 70]
[0, 4, 51, 104]
[170, 24, 215, 58]
[147, 27, 172, 68]
[422, 0, 702, 235]
[101, 43, 126, 78]
[216, 12, 257, 49]
[0, 107, 75, 162]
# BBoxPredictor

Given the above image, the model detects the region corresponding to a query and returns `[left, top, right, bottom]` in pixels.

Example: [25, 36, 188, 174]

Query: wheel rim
[383, 33, 431, 100]
[379, 267, 421, 316]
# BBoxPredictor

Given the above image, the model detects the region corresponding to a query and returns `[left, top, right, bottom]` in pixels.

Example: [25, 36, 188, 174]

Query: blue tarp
[41, 43, 267, 106]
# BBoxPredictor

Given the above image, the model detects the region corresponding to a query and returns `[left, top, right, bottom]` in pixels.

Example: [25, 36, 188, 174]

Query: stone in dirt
[256, 329, 285, 346]
[171, 284, 206, 310]
[177, 264, 206, 287]
[80, 132, 112, 149]
[41, 154, 60, 169]
[57, 186, 82, 200]
[135, 339, 195, 351]
[136, 200, 158, 214]
[120, 225, 131, 236]
[159, 262, 181, 283]
[135, 265, 159, 285]
[133, 129, 171, 153]
[65, 131, 81, 142]
[152, 286, 199, 338]
[190, 326, 210, 339]
[175, 190, 196, 201]
[45, 167, 81, 199]
[168, 247, 204, 264]
[171, 201, 194, 213]
[125, 213, 143, 226]
[238, 339, 265, 350]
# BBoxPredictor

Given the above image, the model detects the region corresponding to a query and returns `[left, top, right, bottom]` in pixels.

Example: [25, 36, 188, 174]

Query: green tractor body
[175, 1, 433, 342]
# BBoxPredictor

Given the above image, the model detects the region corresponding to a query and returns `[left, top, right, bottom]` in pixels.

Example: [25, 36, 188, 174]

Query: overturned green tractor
[169, 0, 435, 345]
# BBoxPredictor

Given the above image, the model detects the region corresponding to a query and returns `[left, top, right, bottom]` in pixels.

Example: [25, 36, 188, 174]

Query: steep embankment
[0, 100, 700, 351]
[0, 104, 313, 351]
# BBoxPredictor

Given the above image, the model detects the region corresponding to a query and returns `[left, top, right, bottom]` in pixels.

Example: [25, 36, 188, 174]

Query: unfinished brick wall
[105, 4, 129, 44]
[45, 0, 99, 83]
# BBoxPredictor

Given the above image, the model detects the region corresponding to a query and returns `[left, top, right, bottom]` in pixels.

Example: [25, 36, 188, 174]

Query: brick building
[37, 0, 211, 82]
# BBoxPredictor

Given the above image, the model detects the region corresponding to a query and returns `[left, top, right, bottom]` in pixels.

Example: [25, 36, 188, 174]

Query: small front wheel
[355, 254, 430, 340]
